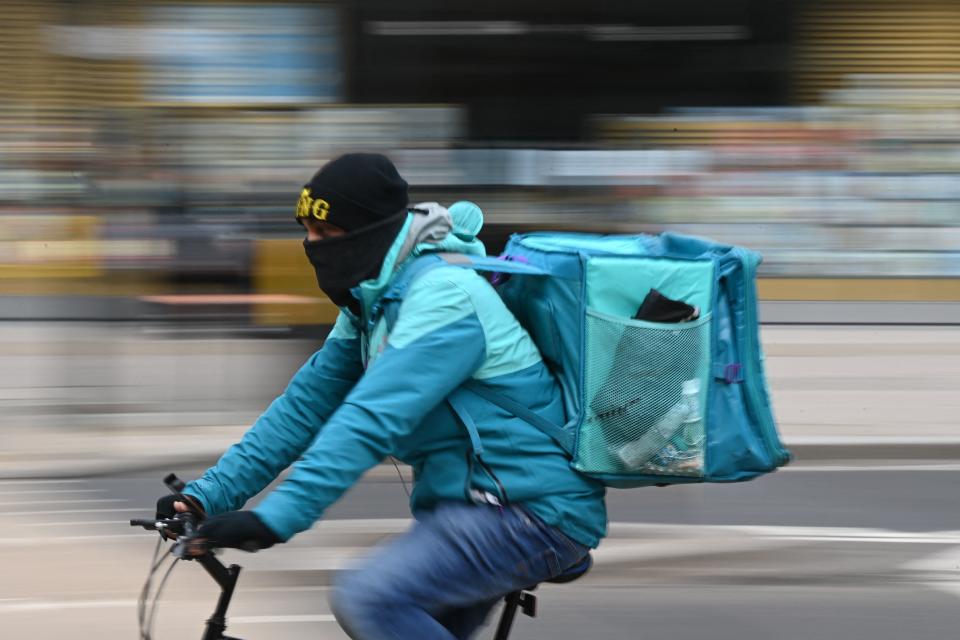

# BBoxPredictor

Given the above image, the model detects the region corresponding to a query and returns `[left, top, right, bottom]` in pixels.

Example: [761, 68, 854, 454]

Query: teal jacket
[186, 203, 607, 548]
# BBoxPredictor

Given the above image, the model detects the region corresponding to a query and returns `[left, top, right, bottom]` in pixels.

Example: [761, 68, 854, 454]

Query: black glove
[196, 511, 281, 552]
[155, 493, 204, 520]
[156, 494, 179, 520]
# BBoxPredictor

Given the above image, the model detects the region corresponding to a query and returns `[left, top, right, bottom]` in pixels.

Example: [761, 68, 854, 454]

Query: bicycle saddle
[498, 553, 593, 638]
[546, 552, 592, 584]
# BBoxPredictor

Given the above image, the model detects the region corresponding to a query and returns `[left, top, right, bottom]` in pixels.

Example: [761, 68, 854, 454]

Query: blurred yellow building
[0, 0, 957, 325]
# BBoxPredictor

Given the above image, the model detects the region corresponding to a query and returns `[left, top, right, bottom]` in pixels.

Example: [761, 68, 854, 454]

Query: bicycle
[131, 474, 591, 640]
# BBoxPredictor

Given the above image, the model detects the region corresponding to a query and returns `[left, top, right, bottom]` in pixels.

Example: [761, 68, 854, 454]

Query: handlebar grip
[130, 518, 158, 530]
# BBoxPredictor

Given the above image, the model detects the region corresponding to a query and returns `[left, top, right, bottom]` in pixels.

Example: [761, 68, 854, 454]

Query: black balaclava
[297, 153, 409, 316]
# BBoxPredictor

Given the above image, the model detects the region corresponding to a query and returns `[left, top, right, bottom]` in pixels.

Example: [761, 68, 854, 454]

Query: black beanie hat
[295, 153, 409, 232]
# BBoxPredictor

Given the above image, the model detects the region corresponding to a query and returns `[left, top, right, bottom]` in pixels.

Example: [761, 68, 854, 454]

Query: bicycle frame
[131, 473, 247, 640]
[187, 550, 537, 640]
[195, 553, 243, 640]
[133, 474, 551, 639]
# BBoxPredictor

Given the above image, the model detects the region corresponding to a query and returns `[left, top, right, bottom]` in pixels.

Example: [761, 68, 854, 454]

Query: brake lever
[130, 512, 207, 557]
[166, 513, 213, 559]
[171, 536, 206, 559]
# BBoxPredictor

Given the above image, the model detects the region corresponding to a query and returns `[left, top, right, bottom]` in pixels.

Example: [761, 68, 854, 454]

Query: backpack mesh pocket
[576, 309, 711, 477]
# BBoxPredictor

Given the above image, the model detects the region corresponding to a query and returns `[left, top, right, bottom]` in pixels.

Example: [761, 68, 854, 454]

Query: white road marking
[0, 599, 136, 613]
[0, 599, 337, 624]
[784, 463, 960, 472]
[747, 534, 960, 544]
[901, 545, 960, 574]
[0, 533, 150, 545]
[609, 522, 960, 545]
[0, 489, 102, 496]
[0, 498, 127, 507]
[0, 507, 137, 516]
[231, 614, 337, 624]
[786, 436, 960, 446]
[27, 520, 129, 527]
[899, 545, 960, 602]
[0, 479, 87, 485]
[730, 526, 960, 545]
[312, 518, 411, 532]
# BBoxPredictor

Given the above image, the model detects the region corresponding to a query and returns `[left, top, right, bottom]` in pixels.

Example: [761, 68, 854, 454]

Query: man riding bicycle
[156, 153, 607, 639]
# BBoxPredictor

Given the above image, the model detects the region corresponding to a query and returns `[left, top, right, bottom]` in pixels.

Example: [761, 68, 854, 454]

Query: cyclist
[156, 153, 606, 639]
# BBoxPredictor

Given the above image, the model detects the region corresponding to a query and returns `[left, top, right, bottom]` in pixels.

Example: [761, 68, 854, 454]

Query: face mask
[302, 211, 407, 316]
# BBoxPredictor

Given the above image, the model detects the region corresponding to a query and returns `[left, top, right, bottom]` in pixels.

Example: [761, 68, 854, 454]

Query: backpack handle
[379, 252, 549, 327]
[434, 253, 550, 279]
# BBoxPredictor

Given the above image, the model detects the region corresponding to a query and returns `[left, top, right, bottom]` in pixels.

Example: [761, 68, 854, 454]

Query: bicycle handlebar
[131, 472, 542, 639]
[131, 474, 243, 640]
[131, 474, 209, 558]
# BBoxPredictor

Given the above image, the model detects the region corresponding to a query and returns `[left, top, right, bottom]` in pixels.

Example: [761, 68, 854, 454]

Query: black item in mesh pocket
[634, 288, 699, 323]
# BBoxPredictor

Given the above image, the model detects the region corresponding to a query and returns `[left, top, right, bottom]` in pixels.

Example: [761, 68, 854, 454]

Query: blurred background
[2, 2, 960, 638]
[1, 0, 958, 437]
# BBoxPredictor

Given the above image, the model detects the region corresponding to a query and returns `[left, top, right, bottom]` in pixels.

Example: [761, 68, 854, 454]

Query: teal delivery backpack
[386, 231, 792, 487]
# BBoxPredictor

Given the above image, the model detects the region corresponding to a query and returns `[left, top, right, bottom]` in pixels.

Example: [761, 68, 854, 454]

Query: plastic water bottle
[614, 393, 690, 469]
[651, 381, 703, 471]
[614, 378, 703, 470]
[680, 379, 703, 447]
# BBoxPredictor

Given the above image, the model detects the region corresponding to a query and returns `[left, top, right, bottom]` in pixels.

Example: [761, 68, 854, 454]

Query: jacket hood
[350, 201, 487, 320]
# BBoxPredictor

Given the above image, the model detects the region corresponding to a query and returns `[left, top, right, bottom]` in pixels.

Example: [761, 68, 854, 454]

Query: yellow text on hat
[296, 188, 331, 221]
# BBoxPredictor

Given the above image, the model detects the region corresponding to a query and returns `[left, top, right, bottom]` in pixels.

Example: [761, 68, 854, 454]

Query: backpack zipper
[734, 247, 791, 466]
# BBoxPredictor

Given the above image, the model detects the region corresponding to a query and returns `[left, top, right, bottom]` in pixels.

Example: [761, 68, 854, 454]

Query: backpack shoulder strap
[378, 251, 570, 456]
[379, 253, 447, 332]
[463, 380, 574, 454]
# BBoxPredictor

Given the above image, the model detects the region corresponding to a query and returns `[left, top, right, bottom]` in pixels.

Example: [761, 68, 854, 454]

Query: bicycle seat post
[493, 588, 538, 640]
[492, 552, 592, 639]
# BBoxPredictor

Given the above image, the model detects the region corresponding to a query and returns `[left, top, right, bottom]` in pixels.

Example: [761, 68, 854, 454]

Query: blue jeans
[330, 502, 590, 639]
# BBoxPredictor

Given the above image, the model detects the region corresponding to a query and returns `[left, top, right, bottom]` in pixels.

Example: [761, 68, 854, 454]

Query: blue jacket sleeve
[185, 314, 364, 515]
[253, 276, 486, 541]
